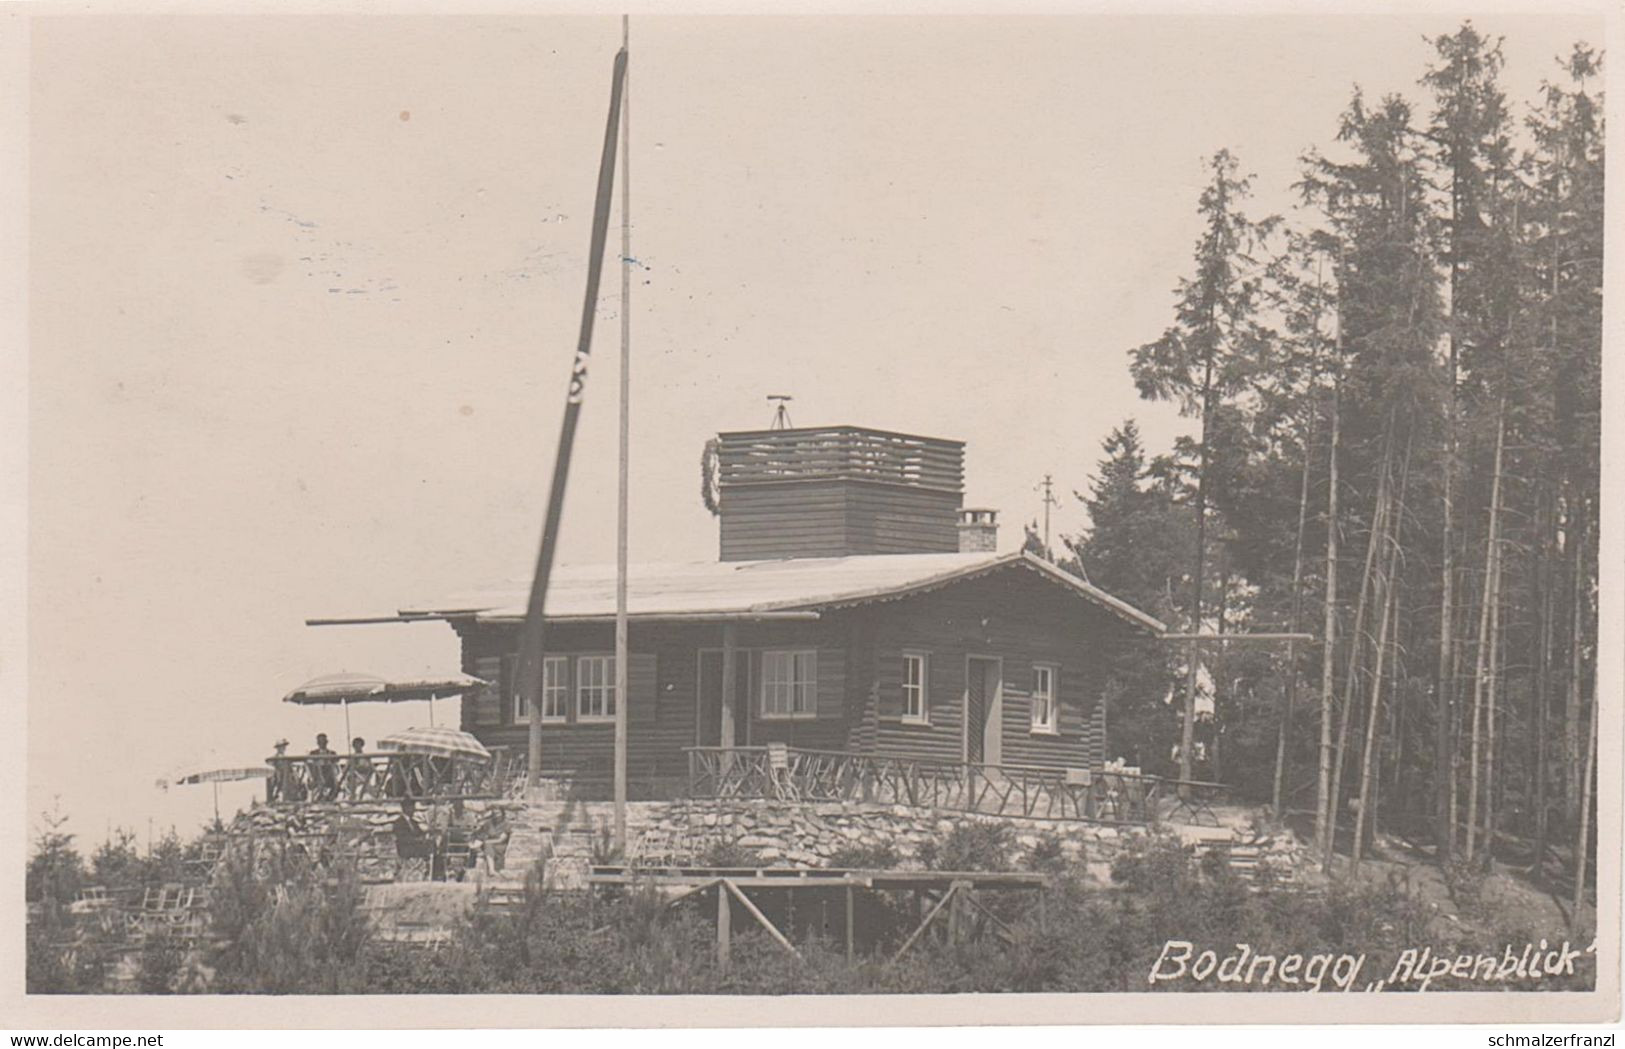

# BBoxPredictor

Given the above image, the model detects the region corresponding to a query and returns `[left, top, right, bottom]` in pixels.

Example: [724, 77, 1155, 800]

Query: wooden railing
[266, 749, 524, 806]
[683, 746, 1174, 824]
[716, 427, 965, 492]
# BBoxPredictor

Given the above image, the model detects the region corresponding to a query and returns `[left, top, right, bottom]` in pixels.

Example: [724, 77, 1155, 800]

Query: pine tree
[1525, 44, 1603, 836]
[1299, 87, 1445, 865]
[1129, 149, 1279, 781]
[1065, 421, 1185, 771]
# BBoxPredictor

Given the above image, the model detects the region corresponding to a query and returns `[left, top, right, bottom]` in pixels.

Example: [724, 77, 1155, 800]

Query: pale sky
[26, 12, 1602, 842]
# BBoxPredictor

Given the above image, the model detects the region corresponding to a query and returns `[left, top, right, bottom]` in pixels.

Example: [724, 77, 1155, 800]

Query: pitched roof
[382, 551, 1164, 634]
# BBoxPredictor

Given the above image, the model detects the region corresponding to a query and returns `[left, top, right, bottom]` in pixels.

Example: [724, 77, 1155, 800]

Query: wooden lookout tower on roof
[714, 426, 966, 561]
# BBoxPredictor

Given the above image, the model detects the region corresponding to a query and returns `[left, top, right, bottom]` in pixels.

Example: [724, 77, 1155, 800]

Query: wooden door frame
[962, 654, 1004, 765]
[695, 647, 754, 747]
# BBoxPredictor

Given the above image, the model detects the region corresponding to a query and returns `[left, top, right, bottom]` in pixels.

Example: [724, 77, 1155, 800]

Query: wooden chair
[767, 743, 800, 801]
[630, 827, 676, 869]
[473, 812, 512, 874]
[442, 829, 476, 881]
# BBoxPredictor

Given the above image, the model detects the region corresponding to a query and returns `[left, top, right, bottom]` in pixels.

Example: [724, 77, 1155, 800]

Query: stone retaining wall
[515, 798, 1166, 888]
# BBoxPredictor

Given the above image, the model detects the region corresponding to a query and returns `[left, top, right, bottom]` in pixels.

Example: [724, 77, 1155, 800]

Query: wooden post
[720, 623, 738, 763]
[519, 48, 628, 794]
[612, 13, 632, 858]
[845, 885, 855, 963]
[716, 881, 731, 973]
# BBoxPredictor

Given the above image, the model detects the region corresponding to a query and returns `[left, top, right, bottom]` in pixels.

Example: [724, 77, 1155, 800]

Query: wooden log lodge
[323, 425, 1166, 801]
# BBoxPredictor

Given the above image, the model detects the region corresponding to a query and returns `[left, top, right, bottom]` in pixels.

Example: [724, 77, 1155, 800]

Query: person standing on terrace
[309, 733, 339, 802]
[343, 737, 374, 800]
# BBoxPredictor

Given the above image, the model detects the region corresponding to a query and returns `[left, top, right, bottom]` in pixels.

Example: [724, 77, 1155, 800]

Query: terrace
[263, 749, 526, 807]
[683, 745, 1220, 825]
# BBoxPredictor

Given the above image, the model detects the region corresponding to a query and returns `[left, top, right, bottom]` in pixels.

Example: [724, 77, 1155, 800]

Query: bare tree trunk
[1437, 335, 1459, 863]
[1532, 497, 1554, 877]
[1465, 404, 1506, 865]
[1353, 435, 1411, 871]
[1571, 678, 1597, 935]
[1481, 502, 1504, 864]
[1383, 575, 1405, 818]
[1324, 420, 1392, 872]
[1389, 572, 1408, 806]
[1351, 486, 1397, 871]
[1211, 555, 1232, 784]
[1180, 353, 1217, 784]
[1315, 377, 1343, 855]
[1273, 419, 1316, 817]
[1449, 634, 1465, 854]
[1564, 504, 1584, 825]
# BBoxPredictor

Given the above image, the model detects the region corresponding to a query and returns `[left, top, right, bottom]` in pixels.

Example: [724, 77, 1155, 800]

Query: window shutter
[627, 653, 657, 723]
[815, 648, 841, 719]
[502, 653, 520, 723]
[877, 651, 902, 720]
[469, 655, 504, 727]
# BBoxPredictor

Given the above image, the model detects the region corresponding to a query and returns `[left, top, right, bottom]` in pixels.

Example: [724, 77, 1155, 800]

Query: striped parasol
[377, 726, 491, 761]
[173, 767, 272, 786]
[282, 670, 487, 736]
[156, 765, 272, 821]
[282, 671, 486, 706]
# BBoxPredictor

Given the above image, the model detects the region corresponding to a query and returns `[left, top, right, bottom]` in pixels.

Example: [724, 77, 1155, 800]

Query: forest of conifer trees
[1063, 24, 1603, 898]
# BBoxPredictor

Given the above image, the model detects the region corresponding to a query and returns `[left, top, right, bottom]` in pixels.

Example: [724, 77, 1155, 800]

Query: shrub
[211, 858, 373, 994]
[826, 840, 901, 869]
[1024, 832, 1070, 874]
[696, 836, 759, 868]
[26, 807, 84, 910]
[1443, 857, 1487, 915]
[916, 822, 1014, 871]
[138, 929, 186, 994]
[589, 818, 623, 865]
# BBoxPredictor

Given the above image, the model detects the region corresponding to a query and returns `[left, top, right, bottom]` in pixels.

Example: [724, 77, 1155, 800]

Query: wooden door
[696, 649, 752, 746]
[966, 657, 1002, 765]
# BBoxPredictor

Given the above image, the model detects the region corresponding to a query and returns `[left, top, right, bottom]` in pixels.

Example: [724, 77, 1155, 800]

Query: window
[761, 650, 817, 719]
[512, 656, 569, 724]
[576, 655, 617, 721]
[901, 652, 929, 724]
[1031, 664, 1059, 735]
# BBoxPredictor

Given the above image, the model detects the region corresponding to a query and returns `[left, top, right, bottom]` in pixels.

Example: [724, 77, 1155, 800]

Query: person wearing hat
[269, 738, 301, 802]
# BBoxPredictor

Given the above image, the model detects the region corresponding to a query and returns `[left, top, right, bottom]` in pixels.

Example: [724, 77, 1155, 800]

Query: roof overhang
[305, 551, 1164, 635]
[746, 551, 1165, 635]
[307, 610, 823, 628]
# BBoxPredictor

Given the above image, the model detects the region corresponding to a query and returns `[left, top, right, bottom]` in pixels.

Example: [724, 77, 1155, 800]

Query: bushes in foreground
[370, 836, 1595, 995]
[29, 831, 1597, 995]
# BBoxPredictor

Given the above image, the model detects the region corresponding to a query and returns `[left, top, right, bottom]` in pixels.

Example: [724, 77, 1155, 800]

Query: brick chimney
[957, 508, 999, 553]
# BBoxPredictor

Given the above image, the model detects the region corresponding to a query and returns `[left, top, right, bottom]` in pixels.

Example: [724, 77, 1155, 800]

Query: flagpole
[518, 46, 627, 794]
[613, 12, 631, 853]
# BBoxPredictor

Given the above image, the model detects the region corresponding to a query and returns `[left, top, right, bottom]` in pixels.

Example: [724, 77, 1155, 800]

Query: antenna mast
[768, 394, 794, 430]
[1036, 473, 1058, 560]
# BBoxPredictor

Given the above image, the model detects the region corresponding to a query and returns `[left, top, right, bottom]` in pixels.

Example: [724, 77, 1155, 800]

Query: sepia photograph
[5, 0, 1619, 1030]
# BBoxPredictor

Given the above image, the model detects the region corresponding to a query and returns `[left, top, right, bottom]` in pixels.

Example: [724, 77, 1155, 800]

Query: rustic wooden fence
[683, 746, 1169, 824]
[266, 749, 523, 806]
